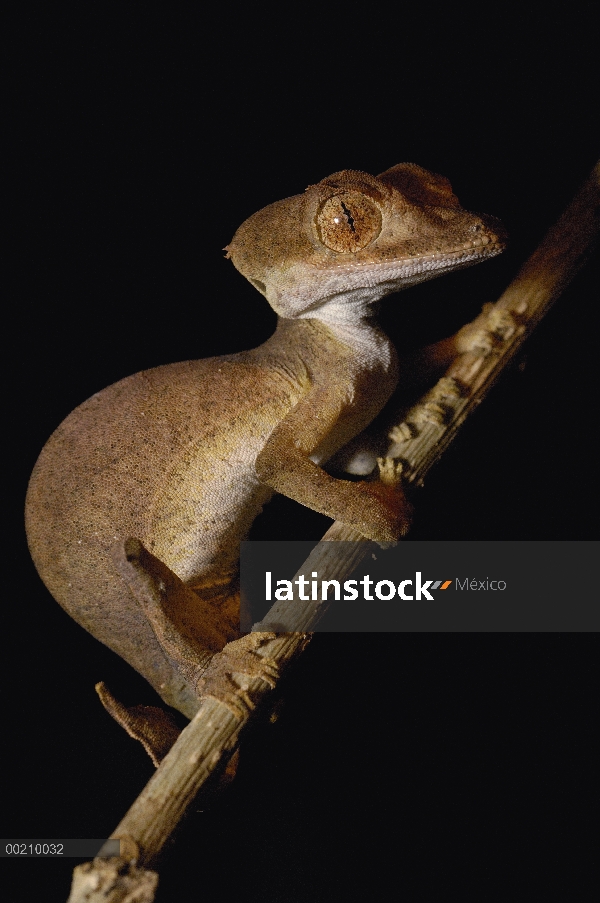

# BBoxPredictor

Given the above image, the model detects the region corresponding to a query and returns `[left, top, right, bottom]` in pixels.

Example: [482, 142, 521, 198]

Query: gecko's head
[225, 163, 507, 319]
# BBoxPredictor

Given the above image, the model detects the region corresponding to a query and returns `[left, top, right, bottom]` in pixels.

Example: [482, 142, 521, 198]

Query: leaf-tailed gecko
[25, 164, 506, 763]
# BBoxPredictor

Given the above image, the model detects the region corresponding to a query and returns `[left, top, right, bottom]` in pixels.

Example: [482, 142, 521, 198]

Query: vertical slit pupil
[340, 201, 356, 232]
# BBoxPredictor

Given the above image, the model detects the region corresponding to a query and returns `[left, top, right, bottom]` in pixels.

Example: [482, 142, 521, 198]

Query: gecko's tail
[95, 681, 181, 766]
[95, 681, 241, 792]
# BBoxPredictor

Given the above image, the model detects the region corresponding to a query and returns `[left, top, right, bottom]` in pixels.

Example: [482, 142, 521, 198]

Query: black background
[4, 6, 599, 901]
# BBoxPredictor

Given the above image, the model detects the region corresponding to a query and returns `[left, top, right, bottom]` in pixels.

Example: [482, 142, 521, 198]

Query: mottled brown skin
[25, 164, 506, 754]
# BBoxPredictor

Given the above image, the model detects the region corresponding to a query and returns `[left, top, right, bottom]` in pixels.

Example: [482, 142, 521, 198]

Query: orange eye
[315, 191, 382, 252]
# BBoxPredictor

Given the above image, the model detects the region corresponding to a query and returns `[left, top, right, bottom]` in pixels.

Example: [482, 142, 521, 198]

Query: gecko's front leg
[255, 383, 413, 543]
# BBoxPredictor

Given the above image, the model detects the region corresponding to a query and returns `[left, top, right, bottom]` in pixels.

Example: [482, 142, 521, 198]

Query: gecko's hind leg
[98, 538, 238, 764]
[104, 539, 277, 760]
[111, 538, 239, 686]
[114, 540, 281, 716]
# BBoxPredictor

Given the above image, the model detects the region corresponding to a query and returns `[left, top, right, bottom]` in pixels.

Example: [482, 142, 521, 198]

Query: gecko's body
[26, 318, 395, 718]
[26, 164, 505, 757]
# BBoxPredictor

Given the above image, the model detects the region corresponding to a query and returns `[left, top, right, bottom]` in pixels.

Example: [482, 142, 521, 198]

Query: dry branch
[67, 161, 599, 902]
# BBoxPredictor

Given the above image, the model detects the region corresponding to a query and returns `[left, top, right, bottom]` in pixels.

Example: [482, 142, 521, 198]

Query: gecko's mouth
[290, 235, 507, 317]
[333, 212, 508, 278]
[378, 230, 507, 286]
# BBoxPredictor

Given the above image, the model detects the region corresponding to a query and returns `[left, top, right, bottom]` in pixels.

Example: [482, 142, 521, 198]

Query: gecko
[25, 163, 506, 764]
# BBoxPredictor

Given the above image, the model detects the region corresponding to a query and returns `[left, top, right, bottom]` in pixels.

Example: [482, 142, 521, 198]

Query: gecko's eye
[315, 191, 382, 252]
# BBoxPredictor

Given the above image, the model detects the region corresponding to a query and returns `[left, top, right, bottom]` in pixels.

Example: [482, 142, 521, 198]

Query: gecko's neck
[299, 293, 396, 374]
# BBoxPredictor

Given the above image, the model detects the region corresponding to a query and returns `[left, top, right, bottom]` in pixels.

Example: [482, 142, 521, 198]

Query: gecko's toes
[96, 682, 182, 767]
[196, 633, 280, 718]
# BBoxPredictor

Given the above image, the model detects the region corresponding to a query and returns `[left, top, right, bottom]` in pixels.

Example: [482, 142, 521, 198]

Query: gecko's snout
[473, 213, 509, 253]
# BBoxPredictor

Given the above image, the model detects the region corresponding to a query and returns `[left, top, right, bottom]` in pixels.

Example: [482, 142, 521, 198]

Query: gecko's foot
[351, 467, 413, 543]
[454, 304, 518, 356]
[196, 633, 280, 719]
[96, 682, 182, 767]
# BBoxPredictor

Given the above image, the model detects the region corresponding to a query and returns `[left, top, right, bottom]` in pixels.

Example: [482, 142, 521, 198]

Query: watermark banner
[241, 541, 599, 632]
